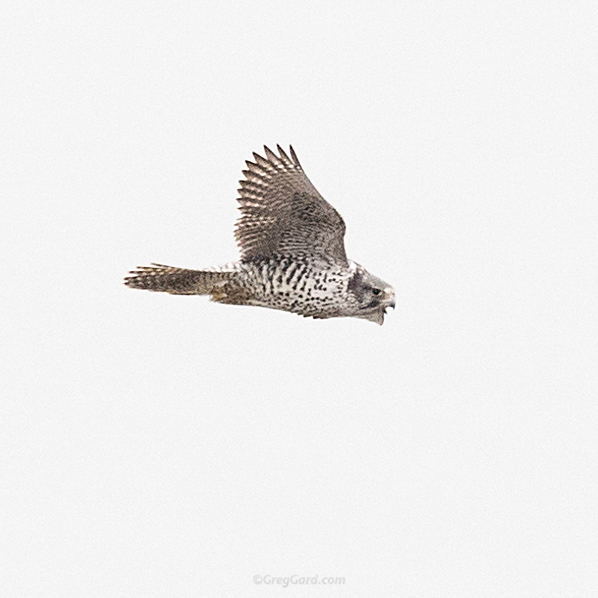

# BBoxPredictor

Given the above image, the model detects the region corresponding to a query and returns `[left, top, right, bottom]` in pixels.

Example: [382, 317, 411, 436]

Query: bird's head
[347, 263, 395, 325]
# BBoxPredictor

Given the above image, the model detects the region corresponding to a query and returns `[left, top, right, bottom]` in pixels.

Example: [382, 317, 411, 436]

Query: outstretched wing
[235, 145, 348, 266]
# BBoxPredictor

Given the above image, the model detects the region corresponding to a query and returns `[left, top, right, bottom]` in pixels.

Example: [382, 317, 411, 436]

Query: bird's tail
[124, 263, 238, 296]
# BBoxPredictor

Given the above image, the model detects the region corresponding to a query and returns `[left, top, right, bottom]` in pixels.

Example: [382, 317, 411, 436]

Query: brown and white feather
[235, 145, 348, 267]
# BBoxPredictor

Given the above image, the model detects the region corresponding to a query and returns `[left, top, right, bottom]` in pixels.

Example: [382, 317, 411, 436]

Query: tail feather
[124, 263, 236, 295]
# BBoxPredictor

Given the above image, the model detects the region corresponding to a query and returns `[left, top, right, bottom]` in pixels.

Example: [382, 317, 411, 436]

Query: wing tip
[289, 145, 301, 167]
[263, 145, 278, 163]
[244, 144, 301, 174]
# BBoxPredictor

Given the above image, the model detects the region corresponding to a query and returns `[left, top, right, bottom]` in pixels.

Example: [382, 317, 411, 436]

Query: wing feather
[235, 145, 348, 266]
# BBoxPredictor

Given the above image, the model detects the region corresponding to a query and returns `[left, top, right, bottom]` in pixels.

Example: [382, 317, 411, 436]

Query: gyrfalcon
[125, 145, 395, 325]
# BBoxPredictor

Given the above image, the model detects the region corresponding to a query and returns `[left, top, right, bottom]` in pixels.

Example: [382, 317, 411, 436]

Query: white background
[2, 2, 597, 596]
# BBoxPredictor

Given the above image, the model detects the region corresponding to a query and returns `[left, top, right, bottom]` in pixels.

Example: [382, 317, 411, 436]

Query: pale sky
[2, 2, 597, 596]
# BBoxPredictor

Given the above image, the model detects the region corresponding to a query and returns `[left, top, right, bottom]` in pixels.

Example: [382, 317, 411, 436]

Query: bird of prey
[125, 145, 395, 325]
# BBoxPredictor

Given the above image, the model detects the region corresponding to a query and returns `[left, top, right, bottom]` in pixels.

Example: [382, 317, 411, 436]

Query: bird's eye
[372, 288, 381, 296]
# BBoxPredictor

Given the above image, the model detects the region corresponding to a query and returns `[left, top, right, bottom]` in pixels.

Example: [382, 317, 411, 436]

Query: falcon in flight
[125, 145, 395, 325]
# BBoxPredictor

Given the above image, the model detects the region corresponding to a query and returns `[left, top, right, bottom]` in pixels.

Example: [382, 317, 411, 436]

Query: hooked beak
[384, 288, 396, 312]
[363, 287, 396, 325]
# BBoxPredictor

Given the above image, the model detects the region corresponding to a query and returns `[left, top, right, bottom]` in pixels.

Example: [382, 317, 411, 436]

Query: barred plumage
[125, 145, 395, 324]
